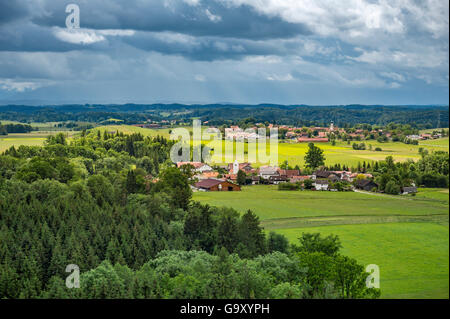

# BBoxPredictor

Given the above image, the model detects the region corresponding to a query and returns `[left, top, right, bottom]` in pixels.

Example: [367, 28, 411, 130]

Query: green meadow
[193, 186, 449, 220]
[0, 131, 78, 153]
[193, 186, 449, 298]
[275, 223, 449, 299]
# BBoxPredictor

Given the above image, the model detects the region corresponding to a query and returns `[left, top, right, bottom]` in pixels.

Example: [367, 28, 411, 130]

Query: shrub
[385, 180, 401, 195]
[278, 182, 299, 191]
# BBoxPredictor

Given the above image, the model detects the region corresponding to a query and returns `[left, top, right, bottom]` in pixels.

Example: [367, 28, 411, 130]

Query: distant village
[133, 120, 447, 144]
[176, 159, 417, 195]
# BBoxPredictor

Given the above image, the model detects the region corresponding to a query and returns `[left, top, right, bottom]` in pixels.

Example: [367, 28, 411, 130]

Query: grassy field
[193, 186, 449, 298]
[193, 186, 449, 220]
[0, 131, 78, 153]
[275, 223, 449, 298]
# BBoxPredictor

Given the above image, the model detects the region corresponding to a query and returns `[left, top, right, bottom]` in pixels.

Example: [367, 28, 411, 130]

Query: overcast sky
[0, 0, 448, 105]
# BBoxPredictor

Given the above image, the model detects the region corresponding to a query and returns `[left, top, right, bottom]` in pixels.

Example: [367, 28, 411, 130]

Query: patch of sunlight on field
[273, 223, 449, 299]
[91, 125, 448, 168]
[0, 131, 78, 153]
[207, 138, 447, 168]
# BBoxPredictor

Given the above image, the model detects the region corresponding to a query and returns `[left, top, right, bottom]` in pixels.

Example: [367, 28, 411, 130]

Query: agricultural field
[4, 123, 448, 167]
[71, 124, 450, 168]
[211, 138, 448, 168]
[0, 120, 86, 132]
[193, 186, 449, 298]
[0, 131, 78, 153]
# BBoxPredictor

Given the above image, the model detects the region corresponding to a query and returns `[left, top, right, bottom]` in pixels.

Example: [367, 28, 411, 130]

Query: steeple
[233, 160, 239, 174]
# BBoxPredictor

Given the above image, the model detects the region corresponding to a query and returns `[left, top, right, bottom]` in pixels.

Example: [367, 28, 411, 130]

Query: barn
[194, 179, 241, 192]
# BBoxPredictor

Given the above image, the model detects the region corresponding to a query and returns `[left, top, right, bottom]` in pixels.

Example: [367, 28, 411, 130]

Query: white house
[314, 180, 329, 191]
[177, 162, 213, 173]
[259, 166, 280, 179]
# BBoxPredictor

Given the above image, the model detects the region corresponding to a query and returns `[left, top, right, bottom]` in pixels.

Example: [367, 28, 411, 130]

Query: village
[176, 159, 417, 195]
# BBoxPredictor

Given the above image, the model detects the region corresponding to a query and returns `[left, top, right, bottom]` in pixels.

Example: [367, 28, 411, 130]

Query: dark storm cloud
[0, 1, 28, 25]
[29, 0, 311, 40]
[0, 0, 311, 60]
[0, 0, 448, 105]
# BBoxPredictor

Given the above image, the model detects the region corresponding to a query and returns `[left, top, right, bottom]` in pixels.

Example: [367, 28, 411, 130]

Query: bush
[385, 180, 401, 195]
[420, 173, 449, 188]
[278, 182, 299, 191]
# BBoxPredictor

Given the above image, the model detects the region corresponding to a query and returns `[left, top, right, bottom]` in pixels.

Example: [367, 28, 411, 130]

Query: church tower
[233, 160, 239, 174]
[330, 121, 334, 131]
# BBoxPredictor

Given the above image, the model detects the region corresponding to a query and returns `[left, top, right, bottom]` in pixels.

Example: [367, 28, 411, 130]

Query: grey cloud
[0, 1, 28, 25]
[28, 0, 311, 40]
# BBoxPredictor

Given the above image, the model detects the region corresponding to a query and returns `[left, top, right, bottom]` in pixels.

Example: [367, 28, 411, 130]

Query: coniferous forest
[0, 131, 379, 299]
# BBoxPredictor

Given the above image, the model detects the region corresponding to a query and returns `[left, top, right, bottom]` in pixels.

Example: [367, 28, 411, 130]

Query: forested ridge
[0, 104, 447, 128]
[0, 131, 379, 298]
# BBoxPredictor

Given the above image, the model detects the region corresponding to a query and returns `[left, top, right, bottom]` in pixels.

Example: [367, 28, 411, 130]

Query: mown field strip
[261, 214, 449, 230]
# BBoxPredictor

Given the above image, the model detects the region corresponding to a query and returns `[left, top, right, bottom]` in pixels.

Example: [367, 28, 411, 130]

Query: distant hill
[0, 104, 448, 128]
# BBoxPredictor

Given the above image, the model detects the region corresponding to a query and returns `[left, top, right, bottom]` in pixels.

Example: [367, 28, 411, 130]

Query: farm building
[194, 179, 241, 192]
[355, 179, 378, 191]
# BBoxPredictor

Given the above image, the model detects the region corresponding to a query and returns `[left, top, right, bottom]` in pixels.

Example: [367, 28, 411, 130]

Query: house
[312, 170, 332, 180]
[335, 171, 352, 182]
[228, 161, 254, 174]
[269, 175, 288, 185]
[278, 169, 301, 179]
[355, 179, 378, 191]
[194, 179, 241, 192]
[406, 135, 421, 140]
[348, 173, 373, 182]
[251, 176, 261, 185]
[177, 162, 213, 173]
[290, 176, 311, 183]
[314, 180, 329, 191]
[402, 186, 417, 194]
[259, 166, 280, 179]
[327, 173, 341, 182]
[197, 171, 219, 180]
[223, 174, 238, 182]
